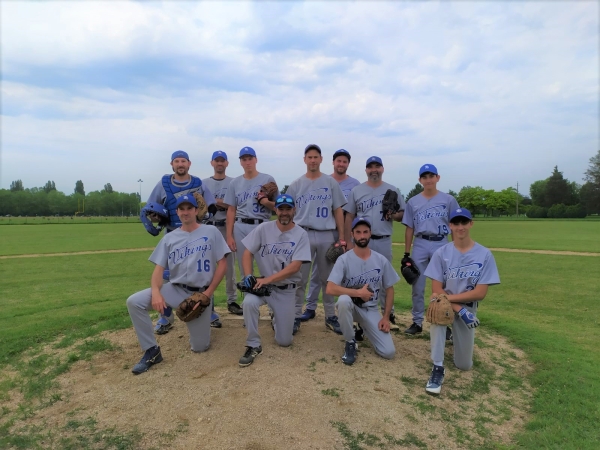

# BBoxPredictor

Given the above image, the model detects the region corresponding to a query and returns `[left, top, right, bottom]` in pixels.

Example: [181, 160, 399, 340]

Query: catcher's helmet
[140, 202, 169, 236]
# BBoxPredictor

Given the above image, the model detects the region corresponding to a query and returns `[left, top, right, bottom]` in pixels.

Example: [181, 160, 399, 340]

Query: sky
[1, 0, 598, 199]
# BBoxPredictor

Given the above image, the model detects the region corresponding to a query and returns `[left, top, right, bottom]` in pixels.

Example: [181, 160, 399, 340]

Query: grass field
[1, 221, 599, 448]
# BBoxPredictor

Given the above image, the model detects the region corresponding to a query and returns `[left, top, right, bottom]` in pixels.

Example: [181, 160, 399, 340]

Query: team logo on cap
[456, 208, 462, 213]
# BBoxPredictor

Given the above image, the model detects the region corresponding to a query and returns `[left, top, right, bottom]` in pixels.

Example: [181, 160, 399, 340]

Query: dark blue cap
[449, 208, 472, 221]
[171, 150, 189, 161]
[304, 144, 322, 154]
[176, 194, 198, 208]
[351, 216, 371, 230]
[212, 150, 228, 161]
[366, 156, 383, 167]
[333, 149, 351, 161]
[275, 194, 295, 208]
[239, 147, 256, 158]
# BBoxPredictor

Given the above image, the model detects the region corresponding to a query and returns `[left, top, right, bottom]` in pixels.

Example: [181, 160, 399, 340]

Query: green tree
[580, 182, 600, 215]
[10, 180, 24, 192]
[103, 183, 114, 194]
[529, 179, 548, 206]
[281, 185, 289, 194]
[448, 189, 458, 198]
[74, 180, 85, 196]
[457, 186, 487, 215]
[405, 183, 424, 202]
[43, 180, 56, 193]
[544, 166, 577, 207]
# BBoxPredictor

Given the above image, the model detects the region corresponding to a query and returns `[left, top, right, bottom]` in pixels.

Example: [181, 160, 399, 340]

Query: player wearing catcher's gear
[343, 156, 405, 324]
[146, 150, 220, 332]
[326, 217, 400, 365]
[286, 144, 347, 336]
[223, 147, 279, 283]
[238, 194, 311, 367]
[424, 208, 500, 394]
[301, 149, 360, 322]
[202, 151, 242, 316]
[126, 195, 230, 375]
[402, 164, 459, 336]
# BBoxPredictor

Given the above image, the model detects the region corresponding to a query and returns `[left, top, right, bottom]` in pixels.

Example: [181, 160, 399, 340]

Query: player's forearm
[326, 281, 358, 298]
[265, 261, 303, 284]
[344, 212, 355, 248]
[242, 250, 253, 276]
[205, 258, 227, 297]
[150, 265, 165, 294]
[382, 287, 394, 317]
[447, 285, 489, 303]
[226, 207, 235, 238]
[404, 226, 414, 254]
[334, 208, 345, 241]
[260, 199, 276, 211]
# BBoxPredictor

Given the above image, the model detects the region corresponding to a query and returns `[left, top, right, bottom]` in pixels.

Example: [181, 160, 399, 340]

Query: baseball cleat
[227, 302, 244, 315]
[293, 318, 301, 335]
[404, 322, 423, 335]
[342, 340, 357, 366]
[325, 316, 343, 335]
[210, 311, 222, 328]
[154, 307, 175, 334]
[239, 346, 262, 367]
[458, 308, 480, 329]
[132, 346, 163, 375]
[299, 308, 316, 322]
[389, 313, 400, 331]
[426, 365, 445, 395]
[353, 323, 364, 342]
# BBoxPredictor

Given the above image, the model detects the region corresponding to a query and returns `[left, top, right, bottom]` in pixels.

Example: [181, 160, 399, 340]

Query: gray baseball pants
[216, 225, 238, 304]
[367, 236, 395, 313]
[243, 288, 296, 348]
[430, 302, 477, 370]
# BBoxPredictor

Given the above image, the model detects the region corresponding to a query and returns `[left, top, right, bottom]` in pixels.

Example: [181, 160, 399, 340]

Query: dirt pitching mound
[21, 308, 532, 449]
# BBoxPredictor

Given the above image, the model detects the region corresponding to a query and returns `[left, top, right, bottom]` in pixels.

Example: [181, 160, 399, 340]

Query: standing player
[300, 149, 360, 321]
[238, 194, 311, 367]
[202, 151, 242, 316]
[146, 150, 219, 332]
[343, 156, 405, 323]
[287, 144, 347, 335]
[326, 217, 400, 365]
[424, 208, 500, 394]
[126, 195, 229, 374]
[223, 147, 278, 280]
[402, 164, 459, 336]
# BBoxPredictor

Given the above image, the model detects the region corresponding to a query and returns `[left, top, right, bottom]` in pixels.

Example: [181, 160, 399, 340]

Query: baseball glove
[348, 285, 374, 308]
[325, 241, 346, 263]
[382, 189, 400, 220]
[400, 253, 420, 285]
[140, 202, 169, 236]
[426, 293, 455, 325]
[175, 292, 211, 323]
[256, 182, 278, 203]
[192, 192, 209, 220]
[236, 275, 272, 297]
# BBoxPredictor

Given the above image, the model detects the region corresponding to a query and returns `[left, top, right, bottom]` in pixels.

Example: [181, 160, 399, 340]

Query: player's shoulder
[381, 181, 400, 192]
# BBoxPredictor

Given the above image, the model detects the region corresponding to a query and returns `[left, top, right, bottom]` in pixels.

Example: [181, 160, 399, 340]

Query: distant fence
[0, 216, 141, 225]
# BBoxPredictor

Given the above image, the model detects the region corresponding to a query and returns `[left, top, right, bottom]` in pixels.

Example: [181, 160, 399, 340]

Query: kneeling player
[326, 217, 400, 365]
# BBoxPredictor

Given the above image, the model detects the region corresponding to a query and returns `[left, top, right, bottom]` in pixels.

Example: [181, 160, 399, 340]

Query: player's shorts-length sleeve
[331, 179, 347, 210]
[397, 188, 406, 211]
[343, 188, 357, 215]
[401, 200, 415, 227]
[222, 178, 238, 207]
[381, 256, 401, 289]
[199, 185, 216, 207]
[149, 235, 170, 268]
[290, 227, 311, 263]
[147, 181, 166, 205]
[479, 251, 501, 286]
[211, 226, 231, 261]
[327, 255, 347, 285]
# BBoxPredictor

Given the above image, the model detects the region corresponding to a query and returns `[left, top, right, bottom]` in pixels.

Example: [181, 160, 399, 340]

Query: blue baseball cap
[171, 150, 189, 161]
[304, 144, 322, 154]
[351, 216, 371, 230]
[239, 147, 256, 158]
[419, 164, 438, 176]
[211, 150, 228, 161]
[449, 208, 472, 221]
[333, 149, 351, 161]
[175, 194, 198, 208]
[366, 156, 383, 167]
[274, 194, 295, 208]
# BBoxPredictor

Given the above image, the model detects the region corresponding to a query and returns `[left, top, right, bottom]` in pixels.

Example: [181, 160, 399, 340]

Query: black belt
[275, 283, 297, 290]
[206, 220, 226, 227]
[179, 284, 209, 292]
[465, 302, 475, 308]
[371, 234, 390, 240]
[236, 218, 264, 224]
[419, 235, 445, 242]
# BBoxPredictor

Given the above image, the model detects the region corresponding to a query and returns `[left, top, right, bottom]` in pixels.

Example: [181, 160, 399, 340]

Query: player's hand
[254, 277, 270, 289]
[227, 236, 237, 252]
[378, 317, 391, 333]
[357, 284, 373, 301]
[152, 293, 167, 315]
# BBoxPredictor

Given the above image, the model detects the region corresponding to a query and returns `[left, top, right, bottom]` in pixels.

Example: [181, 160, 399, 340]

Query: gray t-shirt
[286, 174, 347, 230]
[339, 176, 361, 200]
[149, 225, 230, 287]
[424, 242, 500, 295]
[223, 173, 278, 221]
[202, 176, 233, 222]
[402, 192, 459, 237]
[241, 221, 311, 285]
[328, 249, 401, 308]
[343, 182, 406, 236]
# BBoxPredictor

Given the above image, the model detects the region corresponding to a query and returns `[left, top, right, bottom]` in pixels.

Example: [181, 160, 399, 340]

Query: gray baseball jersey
[202, 176, 233, 222]
[328, 249, 401, 308]
[286, 174, 347, 230]
[339, 176, 361, 200]
[149, 225, 230, 286]
[424, 242, 500, 294]
[242, 221, 311, 285]
[223, 173, 278, 220]
[344, 182, 406, 236]
[402, 192, 459, 236]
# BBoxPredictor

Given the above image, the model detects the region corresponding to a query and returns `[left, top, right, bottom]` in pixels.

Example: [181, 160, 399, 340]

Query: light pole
[137, 179, 143, 215]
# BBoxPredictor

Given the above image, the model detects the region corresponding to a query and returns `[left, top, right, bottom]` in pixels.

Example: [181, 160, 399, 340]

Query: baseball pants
[217, 225, 238, 304]
[233, 221, 260, 276]
[367, 236, 395, 313]
[126, 283, 212, 353]
[305, 230, 340, 310]
[430, 302, 477, 370]
[336, 295, 395, 359]
[243, 288, 296, 348]
[295, 229, 337, 318]
[410, 237, 448, 325]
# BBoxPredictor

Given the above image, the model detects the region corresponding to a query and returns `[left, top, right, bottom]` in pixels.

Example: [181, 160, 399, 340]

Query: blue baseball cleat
[155, 306, 175, 335]
[211, 311, 222, 328]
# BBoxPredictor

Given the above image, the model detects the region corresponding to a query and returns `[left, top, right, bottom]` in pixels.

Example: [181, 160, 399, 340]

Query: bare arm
[404, 226, 414, 254]
[326, 281, 372, 300]
[378, 286, 394, 332]
[204, 257, 227, 298]
[226, 205, 237, 251]
[431, 279, 489, 303]
[344, 212, 355, 250]
[151, 265, 167, 314]
[334, 207, 345, 242]
[242, 249, 253, 277]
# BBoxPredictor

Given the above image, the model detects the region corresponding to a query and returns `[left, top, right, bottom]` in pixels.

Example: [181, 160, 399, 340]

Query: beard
[278, 215, 292, 225]
[355, 238, 370, 248]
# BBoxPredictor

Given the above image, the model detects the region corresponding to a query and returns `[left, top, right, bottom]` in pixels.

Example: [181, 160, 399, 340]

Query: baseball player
[301, 149, 360, 322]
[286, 144, 347, 335]
[146, 150, 220, 332]
[343, 156, 405, 324]
[326, 217, 400, 365]
[424, 208, 500, 394]
[126, 194, 229, 374]
[223, 147, 279, 280]
[202, 151, 242, 316]
[238, 194, 311, 367]
[402, 164, 459, 336]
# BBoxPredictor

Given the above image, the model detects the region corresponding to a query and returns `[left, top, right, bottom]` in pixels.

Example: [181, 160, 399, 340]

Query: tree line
[1, 180, 141, 217]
